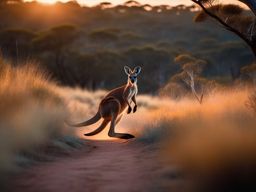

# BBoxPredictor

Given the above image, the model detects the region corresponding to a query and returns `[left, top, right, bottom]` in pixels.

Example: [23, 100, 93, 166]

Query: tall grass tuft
[0, 58, 81, 184]
[138, 89, 256, 192]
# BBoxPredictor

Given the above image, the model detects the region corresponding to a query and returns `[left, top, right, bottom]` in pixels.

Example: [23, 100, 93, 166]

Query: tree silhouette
[33, 25, 78, 83]
[141, 4, 152, 11]
[241, 63, 256, 83]
[0, 29, 36, 62]
[169, 54, 213, 103]
[89, 29, 119, 42]
[99, 2, 112, 9]
[192, 0, 256, 57]
[0, 0, 21, 5]
[124, 0, 140, 7]
[160, 54, 217, 100]
[0, 0, 8, 5]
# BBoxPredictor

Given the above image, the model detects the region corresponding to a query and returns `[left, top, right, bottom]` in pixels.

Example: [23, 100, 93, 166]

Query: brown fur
[67, 66, 141, 139]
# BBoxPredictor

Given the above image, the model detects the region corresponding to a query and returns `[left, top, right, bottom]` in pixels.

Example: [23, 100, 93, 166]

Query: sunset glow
[25, 0, 241, 7]
[36, 0, 58, 4]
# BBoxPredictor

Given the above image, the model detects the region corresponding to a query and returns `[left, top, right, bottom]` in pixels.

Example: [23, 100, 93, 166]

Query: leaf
[221, 4, 244, 15]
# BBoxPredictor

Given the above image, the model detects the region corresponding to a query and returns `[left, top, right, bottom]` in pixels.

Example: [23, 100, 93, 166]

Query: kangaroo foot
[109, 132, 135, 139]
[120, 134, 135, 139]
[127, 106, 132, 114]
[133, 105, 137, 113]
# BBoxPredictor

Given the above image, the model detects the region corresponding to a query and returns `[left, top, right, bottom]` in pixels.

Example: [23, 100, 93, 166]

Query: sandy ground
[9, 140, 170, 192]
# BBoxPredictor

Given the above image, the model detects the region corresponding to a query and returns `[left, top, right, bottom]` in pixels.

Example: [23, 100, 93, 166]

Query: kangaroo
[68, 66, 141, 139]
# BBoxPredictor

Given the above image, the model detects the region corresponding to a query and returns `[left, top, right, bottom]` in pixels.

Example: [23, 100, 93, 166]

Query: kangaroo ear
[124, 66, 132, 75]
[134, 66, 141, 75]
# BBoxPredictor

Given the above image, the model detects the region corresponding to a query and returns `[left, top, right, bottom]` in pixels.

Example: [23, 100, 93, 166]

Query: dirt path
[10, 140, 166, 192]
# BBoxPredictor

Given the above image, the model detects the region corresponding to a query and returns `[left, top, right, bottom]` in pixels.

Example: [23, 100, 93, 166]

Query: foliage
[192, 0, 256, 56]
[247, 89, 256, 113]
[32, 25, 78, 52]
[0, 2, 254, 92]
[32, 25, 78, 83]
[241, 63, 256, 84]
[89, 29, 119, 42]
[0, 29, 36, 59]
[160, 54, 216, 100]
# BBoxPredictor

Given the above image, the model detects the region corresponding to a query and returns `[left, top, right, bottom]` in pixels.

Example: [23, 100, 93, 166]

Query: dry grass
[25, 76, 256, 192]
[2, 55, 255, 191]
[53, 83, 256, 192]
[137, 88, 256, 192]
[0, 58, 82, 183]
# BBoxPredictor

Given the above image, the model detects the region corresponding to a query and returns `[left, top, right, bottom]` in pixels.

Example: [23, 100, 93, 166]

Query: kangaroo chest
[126, 84, 138, 101]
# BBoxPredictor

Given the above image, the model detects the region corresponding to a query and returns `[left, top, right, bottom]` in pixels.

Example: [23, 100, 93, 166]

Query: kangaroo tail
[84, 119, 109, 136]
[66, 111, 101, 127]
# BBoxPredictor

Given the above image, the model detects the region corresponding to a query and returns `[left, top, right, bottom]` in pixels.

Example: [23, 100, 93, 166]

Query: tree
[98, 2, 112, 9]
[174, 54, 207, 103]
[33, 25, 78, 84]
[89, 29, 119, 42]
[0, 29, 36, 62]
[161, 54, 216, 102]
[141, 4, 152, 11]
[0, 0, 8, 5]
[124, 46, 171, 93]
[124, 0, 140, 7]
[192, 0, 256, 57]
[241, 63, 256, 84]
[0, 0, 21, 5]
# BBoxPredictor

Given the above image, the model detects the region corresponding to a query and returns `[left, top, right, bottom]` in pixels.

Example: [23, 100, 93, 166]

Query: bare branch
[182, 78, 190, 86]
[247, 20, 256, 40]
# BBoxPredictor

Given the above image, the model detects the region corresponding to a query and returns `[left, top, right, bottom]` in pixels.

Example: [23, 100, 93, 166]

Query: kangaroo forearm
[131, 95, 137, 113]
[132, 96, 137, 105]
[125, 99, 131, 107]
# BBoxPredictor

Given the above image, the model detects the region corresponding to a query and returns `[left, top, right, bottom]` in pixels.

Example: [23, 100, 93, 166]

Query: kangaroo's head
[124, 66, 141, 84]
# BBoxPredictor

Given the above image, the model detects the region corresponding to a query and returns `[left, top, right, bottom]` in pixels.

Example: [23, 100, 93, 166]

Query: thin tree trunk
[252, 47, 256, 57]
[55, 50, 65, 84]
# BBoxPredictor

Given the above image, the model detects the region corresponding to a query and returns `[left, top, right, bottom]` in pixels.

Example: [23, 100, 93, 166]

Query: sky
[80, 0, 192, 6]
[26, 0, 242, 7]
[76, 0, 240, 6]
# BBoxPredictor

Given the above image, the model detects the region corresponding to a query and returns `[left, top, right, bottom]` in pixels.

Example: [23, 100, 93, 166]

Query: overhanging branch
[191, 0, 254, 49]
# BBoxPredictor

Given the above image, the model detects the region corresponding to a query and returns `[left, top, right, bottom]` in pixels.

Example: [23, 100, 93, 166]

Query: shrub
[136, 89, 256, 191]
[0, 58, 80, 184]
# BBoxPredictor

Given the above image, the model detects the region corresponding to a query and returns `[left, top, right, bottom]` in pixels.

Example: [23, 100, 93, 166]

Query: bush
[247, 89, 256, 113]
[0, 58, 81, 184]
[146, 89, 256, 192]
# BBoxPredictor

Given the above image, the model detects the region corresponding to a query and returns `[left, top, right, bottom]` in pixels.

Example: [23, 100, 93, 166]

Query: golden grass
[0, 58, 80, 181]
[26, 74, 256, 191]
[136, 88, 256, 192]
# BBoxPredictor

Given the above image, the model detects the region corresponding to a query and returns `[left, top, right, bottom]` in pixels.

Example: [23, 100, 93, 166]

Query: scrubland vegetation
[0, 58, 82, 185]
[135, 88, 256, 192]
[1, 1, 256, 192]
[0, 1, 254, 93]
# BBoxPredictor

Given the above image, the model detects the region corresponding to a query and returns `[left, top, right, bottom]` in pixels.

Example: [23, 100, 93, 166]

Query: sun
[36, 0, 57, 4]
[40, 0, 72, 4]
[25, 0, 70, 5]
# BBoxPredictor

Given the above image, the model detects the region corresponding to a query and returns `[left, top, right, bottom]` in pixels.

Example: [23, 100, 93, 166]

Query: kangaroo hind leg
[84, 119, 109, 136]
[108, 114, 135, 139]
[115, 114, 123, 125]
